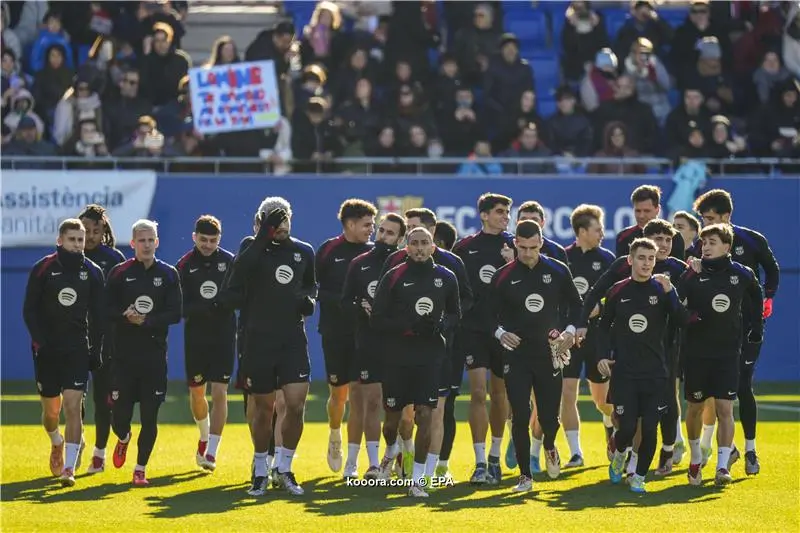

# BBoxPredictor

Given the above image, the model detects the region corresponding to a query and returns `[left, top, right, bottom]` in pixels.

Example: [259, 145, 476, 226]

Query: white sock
[627, 452, 638, 475]
[120, 432, 131, 444]
[424, 453, 439, 477]
[566, 430, 582, 457]
[366, 441, 380, 468]
[208, 434, 221, 458]
[385, 441, 399, 460]
[473, 442, 486, 465]
[65, 443, 80, 470]
[195, 416, 210, 442]
[274, 447, 284, 470]
[663, 444, 674, 452]
[745, 439, 756, 452]
[530, 437, 543, 457]
[602, 414, 613, 428]
[489, 436, 502, 458]
[437, 458, 449, 469]
[700, 424, 715, 449]
[253, 452, 268, 477]
[717, 446, 732, 471]
[412, 461, 425, 484]
[93, 446, 105, 458]
[347, 443, 360, 466]
[689, 438, 701, 464]
[134, 463, 145, 472]
[402, 438, 414, 454]
[676, 419, 685, 444]
[279, 448, 295, 473]
[47, 429, 63, 446]
[330, 427, 342, 441]
[266, 454, 274, 469]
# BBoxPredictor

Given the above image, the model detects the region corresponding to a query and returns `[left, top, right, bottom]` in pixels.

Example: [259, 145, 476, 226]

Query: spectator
[593, 74, 658, 154]
[139, 22, 191, 107]
[706, 114, 746, 162]
[545, 85, 593, 157]
[433, 54, 464, 116]
[33, 45, 74, 128]
[103, 67, 152, 150]
[12, 0, 50, 50]
[671, 126, 710, 162]
[1, 4, 22, 60]
[459, 139, 503, 176]
[439, 87, 482, 156]
[749, 78, 800, 157]
[291, 96, 341, 172]
[300, 2, 346, 74]
[561, 1, 610, 84]
[3, 88, 45, 137]
[484, 33, 534, 131]
[68, 118, 111, 158]
[452, 3, 502, 85]
[140, 0, 186, 51]
[732, 2, 785, 78]
[53, 68, 103, 147]
[665, 87, 712, 153]
[623, 37, 671, 126]
[402, 123, 435, 158]
[245, 20, 295, 78]
[205, 35, 240, 67]
[333, 47, 377, 106]
[580, 48, 618, 113]
[752, 50, 790, 106]
[1, 48, 28, 119]
[683, 37, 734, 115]
[670, 0, 732, 89]
[387, 59, 426, 105]
[334, 77, 382, 152]
[390, 84, 437, 142]
[56, 2, 114, 62]
[500, 124, 555, 175]
[614, 0, 672, 62]
[3, 115, 57, 160]
[587, 122, 646, 174]
[112, 115, 172, 157]
[782, 6, 800, 80]
[365, 124, 400, 173]
[336, 1, 393, 33]
[349, 14, 389, 66]
[153, 75, 190, 141]
[494, 89, 543, 154]
[294, 64, 329, 112]
[384, 1, 439, 88]
[30, 11, 74, 74]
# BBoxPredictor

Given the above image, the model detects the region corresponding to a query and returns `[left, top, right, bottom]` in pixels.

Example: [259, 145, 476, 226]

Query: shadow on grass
[144, 481, 262, 518]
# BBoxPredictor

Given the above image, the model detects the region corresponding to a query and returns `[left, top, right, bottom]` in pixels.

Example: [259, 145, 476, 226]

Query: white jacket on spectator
[2, 4, 22, 60]
[624, 54, 671, 125]
[3, 89, 45, 137]
[53, 90, 102, 147]
[783, 6, 800, 80]
[13, 0, 51, 48]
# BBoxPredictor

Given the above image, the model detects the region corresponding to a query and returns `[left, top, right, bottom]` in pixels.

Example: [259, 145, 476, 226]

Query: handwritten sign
[189, 60, 281, 134]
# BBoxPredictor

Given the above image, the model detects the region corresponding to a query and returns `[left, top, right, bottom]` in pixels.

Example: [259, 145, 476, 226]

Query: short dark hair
[643, 218, 676, 238]
[673, 210, 700, 232]
[406, 226, 432, 241]
[78, 204, 116, 246]
[404, 208, 436, 228]
[629, 237, 657, 255]
[381, 213, 407, 238]
[516, 219, 542, 239]
[195, 214, 222, 235]
[477, 193, 512, 214]
[699, 223, 733, 245]
[518, 200, 545, 220]
[338, 198, 377, 224]
[693, 188, 733, 216]
[434, 220, 457, 250]
[59, 218, 85, 236]
[570, 204, 604, 235]
[631, 185, 661, 206]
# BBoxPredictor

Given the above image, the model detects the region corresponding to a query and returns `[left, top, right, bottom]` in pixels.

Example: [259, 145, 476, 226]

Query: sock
[93, 446, 105, 458]
[402, 438, 414, 454]
[602, 414, 613, 428]
[195, 416, 210, 442]
[489, 436, 502, 458]
[530, 437, 543, 457]
[347, 443, 360, 466]
[437, 459, 449, 469]
[412, 461, 425, 485]
[425, 453, 439, 477]
[700, 424, 715, 449]
[120, 432, 131, 444]
[266, 454, 274, 469]
[627, 452, 638, 475]
[47, 429, 63, 446]
[65, 443, 80, 470]
[473, 442, 486, 465]
[689, 438, 701, 464]
[208, 434, 221, 458]
[745, 439, 756, 452]
[366, 441, 380, 468]
[676, 419, 685, 444]
[274, 447, 284, 470]
[662, 444, 675, 452]
[134, 463, 145, 472]
[566, 430, 582, 457]
[253, 452, 268, 477]
[717, 446, 732, 471]
[330, 427, 342, 441]
[279, 448, 295, 473]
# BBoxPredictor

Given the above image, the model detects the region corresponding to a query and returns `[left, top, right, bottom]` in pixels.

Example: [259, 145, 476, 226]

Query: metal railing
[1, 156, 798, 176]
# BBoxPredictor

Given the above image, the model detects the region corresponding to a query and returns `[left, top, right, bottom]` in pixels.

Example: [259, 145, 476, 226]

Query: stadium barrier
[2, 171, 798, 382]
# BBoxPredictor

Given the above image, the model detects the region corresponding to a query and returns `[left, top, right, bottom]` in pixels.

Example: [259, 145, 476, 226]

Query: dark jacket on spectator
[545, 110, 594, 156]
[384, 1, 438, 83]
[484, 56, 534, 121]
[614, 13, 673, 61]
[587, 122, 647, 174]
[4, 138, 57, 157]
[33, 44, 73, 121]
[291, 108, 341, 172]
[493, 105, 544, 154]
[669, 18, 732, 88]
[438, 107, 484, 156]
[561, 6, 610, 82]
[749, 80, 800, 156]
[103, 95, 153, 150]
[245, 29, 290, 77]
[593, 96, 658, 154]
[335, 98, 383, 143]
[139, 49, 191, 107]
[500, 141, 555, 175]
[664, 104, 712, 151]
[452, 25, 502, 84]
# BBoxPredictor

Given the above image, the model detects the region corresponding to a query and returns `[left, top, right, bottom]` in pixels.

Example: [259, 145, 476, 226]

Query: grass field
[2, 381, 799, 532]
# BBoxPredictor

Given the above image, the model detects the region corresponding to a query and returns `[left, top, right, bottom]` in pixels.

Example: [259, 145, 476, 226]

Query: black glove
[412, 314, 441, 337]
[89, 347, 103, 371]
[257, 208, 288, 241]
[297, 296, 315, 317]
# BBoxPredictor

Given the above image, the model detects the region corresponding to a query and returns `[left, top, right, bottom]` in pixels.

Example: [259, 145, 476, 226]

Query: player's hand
[762, 298, 773, 319]
[123, 305, 136, 318]
[129, 313, 146, 325]
[499, 331, 521, 351]
[360, 299, 372, 316]
[597, 359, 615, 378]
[501, 243, 514, 263]
[258, 208, 288, 241]
[412, 314, 440, 337]
[589, 304, 600, 319]
[575, 327, 588, 347]
[653, 273, 672, 293]
[688, 257, 702, 274]
[556, 331, 576, 353]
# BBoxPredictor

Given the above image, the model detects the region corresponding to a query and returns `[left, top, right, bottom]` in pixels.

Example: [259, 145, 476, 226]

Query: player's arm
[314, 245, 341, 309]
[663, 284, 689, 327]
[22, 264, 47, 350]
[579, 257, 625, 327]
[753, 230, 780, 300]
[144, 269, 183, 327]
[106, 266, 130, 324]
[369, 273, 410, 333]
[745, 269, 765, 341]
[450, 254, 474, 315]
[340, 259, 361, 320]
[559, 265, 583, 333]
[87, 265, 107, 367]
[595, 285, 620, 370]
[443, 273, 461, 332]
[297, 246, 317, 316]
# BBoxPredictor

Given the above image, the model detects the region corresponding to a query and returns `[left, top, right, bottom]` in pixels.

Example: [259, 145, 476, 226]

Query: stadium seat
[505, 13, 549, 50]
[538, 98, 557, 117]
[659, 9, 689, 29]
[602, 9, 629, 39]
[551, 14, 565, 52]
[529, 57, 560, 98]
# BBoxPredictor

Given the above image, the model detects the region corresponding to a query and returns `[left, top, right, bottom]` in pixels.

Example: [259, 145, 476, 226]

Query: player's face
[406, 231, 433, 262]
[701, 234, 730, 259]
[481, 203, 510, 233]
[347, 215, 375, 244]
[633, 200, 660, 227]
[518, 210, 543, 226]
[131, 229, 159, 261]
[649, 232, 673, 261]
[58, 229, 86, 253]
[406, 216, 425, 232]
[193, 232, 220, 257]
[699, 209, 730, 226]
[81, 218, 103, 250]
[580, 218, 604, 248]
[672, 217, 697, 245]
[273, 215, 291, 241]
[515, 234, 542, 267]
[376, 220, 402, 246]
[628, 248, 656, 280]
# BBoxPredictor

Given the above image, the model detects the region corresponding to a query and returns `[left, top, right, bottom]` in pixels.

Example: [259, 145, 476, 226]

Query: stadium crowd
[2, 0, 800, 172]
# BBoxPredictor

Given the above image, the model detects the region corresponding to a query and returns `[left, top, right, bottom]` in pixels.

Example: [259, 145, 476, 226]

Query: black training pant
[612, 377, 665, 477]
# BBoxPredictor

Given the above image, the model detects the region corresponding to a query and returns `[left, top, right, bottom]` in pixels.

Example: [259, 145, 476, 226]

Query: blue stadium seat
[538, 98, 557, 118]
[505, 13, 549, 50]
[530, 57, 560, 98]
[659, 9, 689, 29]
[551, 14, 565, 52]
[602, 9, 629, 39]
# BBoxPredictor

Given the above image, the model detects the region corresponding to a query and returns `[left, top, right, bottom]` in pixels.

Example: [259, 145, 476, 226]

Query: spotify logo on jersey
[367, 280, 378, 298]
[134, 295, 154, 314]
[275, 265, 294, 284]
[712, 294, 731, 312]
[525, 293, 544, 313]
[57, 287, 78, 307]
[573, 276, 589, 295]
[200, 280, 218, 299]
[628, 313, 648, 333]
[415, 297, 434, 315]
[479, 264, 496, 284]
